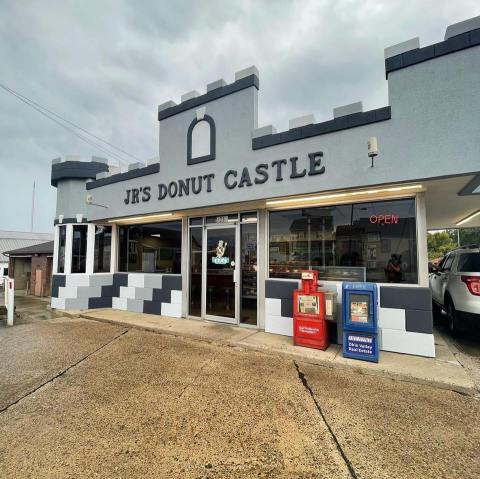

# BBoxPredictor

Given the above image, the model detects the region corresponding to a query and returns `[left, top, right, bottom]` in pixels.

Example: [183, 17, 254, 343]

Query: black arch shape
[187, 114, 216, 165]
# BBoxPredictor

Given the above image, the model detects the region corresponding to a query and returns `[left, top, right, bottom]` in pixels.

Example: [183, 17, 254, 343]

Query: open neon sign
[369, 214, 399, 225]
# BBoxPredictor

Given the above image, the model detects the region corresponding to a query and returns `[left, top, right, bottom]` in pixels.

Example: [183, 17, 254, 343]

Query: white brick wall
[380, 329, 435, 357]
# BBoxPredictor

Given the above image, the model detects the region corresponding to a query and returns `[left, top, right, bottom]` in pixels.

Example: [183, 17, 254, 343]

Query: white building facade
[50, 17, 480, 358]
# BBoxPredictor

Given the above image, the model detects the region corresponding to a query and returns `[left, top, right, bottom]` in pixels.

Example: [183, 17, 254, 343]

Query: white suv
[429, 245, 480, 334]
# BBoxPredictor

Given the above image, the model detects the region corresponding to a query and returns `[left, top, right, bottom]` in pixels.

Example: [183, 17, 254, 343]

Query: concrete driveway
[1, 306, 479, 478]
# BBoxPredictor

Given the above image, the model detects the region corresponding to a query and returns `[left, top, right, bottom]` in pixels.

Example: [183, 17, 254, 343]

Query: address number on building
[297, 295, 319, 314]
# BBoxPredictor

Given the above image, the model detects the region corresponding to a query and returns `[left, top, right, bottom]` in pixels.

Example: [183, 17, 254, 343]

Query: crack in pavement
[178, 358, 213, 399]
[0, 328, 129, 414]
[294, 360, 358, 479]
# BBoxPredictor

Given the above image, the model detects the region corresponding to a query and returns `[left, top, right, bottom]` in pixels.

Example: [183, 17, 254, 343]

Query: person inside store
[385, 254, 402, 283]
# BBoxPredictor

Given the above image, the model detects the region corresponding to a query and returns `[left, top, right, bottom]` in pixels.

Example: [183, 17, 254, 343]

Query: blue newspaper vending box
[342, 283, 379, 363]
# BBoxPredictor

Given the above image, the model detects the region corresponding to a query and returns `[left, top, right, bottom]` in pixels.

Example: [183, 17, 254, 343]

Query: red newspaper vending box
[293, 271, 329, 350]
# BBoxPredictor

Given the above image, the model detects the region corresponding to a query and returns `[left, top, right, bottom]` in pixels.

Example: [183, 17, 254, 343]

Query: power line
[0, 83, 140, 162]
[0, 82, 139, 165]
[0, 83, 129, 165]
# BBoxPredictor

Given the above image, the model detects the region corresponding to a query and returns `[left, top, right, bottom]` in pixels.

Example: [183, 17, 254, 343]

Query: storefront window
[118, 221, 182, 273]
[269, 198, 418, 284]
[71, 225, 88, 274]
[57, 225, 66, 273]
[94, 225, 112, 273]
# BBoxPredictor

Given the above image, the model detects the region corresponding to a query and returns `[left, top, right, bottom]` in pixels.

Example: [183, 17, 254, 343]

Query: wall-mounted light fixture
[85, 194, 108, 208]
[368, 136, 379, 167]
[108, 212, 174, 224]
[456, 209, 480, 226]
[266, 184, 423, 207]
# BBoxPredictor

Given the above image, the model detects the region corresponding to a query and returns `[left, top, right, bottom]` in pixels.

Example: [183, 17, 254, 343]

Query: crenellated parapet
[157, 66, 259, 121]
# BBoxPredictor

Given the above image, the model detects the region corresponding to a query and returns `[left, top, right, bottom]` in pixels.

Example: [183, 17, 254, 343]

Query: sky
[0, 0, 477, 233]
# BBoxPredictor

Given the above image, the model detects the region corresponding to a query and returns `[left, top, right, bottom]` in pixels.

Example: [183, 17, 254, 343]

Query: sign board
[212, 256, 230, 265]
[297, 294, 319, 314]
[343, 332, 379, 362]
[342, 282, 379, 363]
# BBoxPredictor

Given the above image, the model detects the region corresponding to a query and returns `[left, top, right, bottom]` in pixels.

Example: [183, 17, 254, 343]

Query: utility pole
[30, 181, 35, 232]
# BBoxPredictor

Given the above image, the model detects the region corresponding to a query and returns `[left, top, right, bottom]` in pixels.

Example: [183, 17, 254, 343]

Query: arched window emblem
[187, 113, 216, 165]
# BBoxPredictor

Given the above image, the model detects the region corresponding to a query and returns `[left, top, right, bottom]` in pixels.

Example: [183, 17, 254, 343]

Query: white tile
[170, 290, 182, 304]
[265, 298, 282, 316]
[162, 302, 181, 318]
[378, 307, 406, 330]
[57, 286, 77, 299]
[112, 297, 127, 310]
[51, 297, 65, 309]
[128, 273, 145, 288]
[380, 329, 435, 358]
[65, 274, 90, 287]
[119, 286, 136, 299]
[265, 315, 293, 337]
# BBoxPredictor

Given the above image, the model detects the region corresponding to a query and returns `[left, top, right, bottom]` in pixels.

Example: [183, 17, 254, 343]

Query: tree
[458, 227, 480, 246]
[427, 231, 457, 261]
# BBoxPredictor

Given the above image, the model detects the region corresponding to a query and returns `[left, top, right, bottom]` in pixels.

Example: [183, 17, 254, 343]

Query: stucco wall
[81, 44, 480, 222]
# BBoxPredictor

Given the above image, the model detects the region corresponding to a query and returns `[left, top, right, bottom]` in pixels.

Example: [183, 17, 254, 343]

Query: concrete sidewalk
[70, 308, 476, 395]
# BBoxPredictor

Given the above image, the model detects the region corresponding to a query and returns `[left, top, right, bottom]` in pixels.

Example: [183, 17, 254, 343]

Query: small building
[4, 241, 54, 296]
[0, 231, 53, 278]
[49, 16, 480, 358]
[4, 241, 54, 295]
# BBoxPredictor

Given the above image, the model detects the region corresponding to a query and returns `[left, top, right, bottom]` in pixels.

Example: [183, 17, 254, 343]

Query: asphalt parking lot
[1, 303, 480, 478]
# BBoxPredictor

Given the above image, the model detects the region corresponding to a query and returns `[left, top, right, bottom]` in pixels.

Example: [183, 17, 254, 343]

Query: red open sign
[369, 214, 399, 225]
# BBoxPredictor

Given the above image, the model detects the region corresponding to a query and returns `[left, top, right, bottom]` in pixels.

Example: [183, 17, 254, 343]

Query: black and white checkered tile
[51, 273, 182, 317]
[265, 279, 435, 357]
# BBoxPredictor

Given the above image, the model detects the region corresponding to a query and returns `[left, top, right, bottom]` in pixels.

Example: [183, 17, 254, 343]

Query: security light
[368, 137, 379, 167]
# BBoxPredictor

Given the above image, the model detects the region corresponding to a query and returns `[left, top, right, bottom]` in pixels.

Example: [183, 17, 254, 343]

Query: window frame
[94, 224, 112, 273]
[266, 196, 420, 285]
[71, 224, 88, 274]
[187, 115, 216, 165]
[57, 225, 66, 274]
[117, 220, 183, 274]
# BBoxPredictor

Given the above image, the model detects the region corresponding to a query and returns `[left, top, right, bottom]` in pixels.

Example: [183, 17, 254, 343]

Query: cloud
[0, 0, 477, 232]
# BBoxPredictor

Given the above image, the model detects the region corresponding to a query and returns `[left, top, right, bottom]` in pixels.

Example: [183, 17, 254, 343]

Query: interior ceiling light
[265, 184, 423, 206]
[108, 212, 173, 224]
[456, 210, 480, 226]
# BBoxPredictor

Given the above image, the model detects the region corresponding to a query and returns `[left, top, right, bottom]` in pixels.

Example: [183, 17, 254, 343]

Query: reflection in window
[240, 221, 257, 325]
[57, 225, 66, 273]
[94, 225, 112, 273]
[269, 198, 418, 284]
[71, 225, 87, 274]
[118, 221, 182, 273]
[189, 228, 202, 316]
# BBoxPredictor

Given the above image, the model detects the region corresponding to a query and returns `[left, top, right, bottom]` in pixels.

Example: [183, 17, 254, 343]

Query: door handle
[233, 269, 239, 284]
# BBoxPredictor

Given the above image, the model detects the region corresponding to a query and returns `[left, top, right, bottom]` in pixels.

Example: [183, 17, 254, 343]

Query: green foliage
[456, 228, 480, 246]
[427, 231, 457, 261]
[427, 228, 480, 261]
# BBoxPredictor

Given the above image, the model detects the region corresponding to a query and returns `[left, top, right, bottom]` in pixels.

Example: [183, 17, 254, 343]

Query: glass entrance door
[205, 227, 237, 323]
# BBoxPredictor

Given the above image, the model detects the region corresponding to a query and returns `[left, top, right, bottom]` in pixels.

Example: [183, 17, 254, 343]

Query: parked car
[429, 245, 480, 334]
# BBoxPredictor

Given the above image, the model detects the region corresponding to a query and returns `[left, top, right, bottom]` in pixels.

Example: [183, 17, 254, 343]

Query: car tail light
[461, 276, 480, 296]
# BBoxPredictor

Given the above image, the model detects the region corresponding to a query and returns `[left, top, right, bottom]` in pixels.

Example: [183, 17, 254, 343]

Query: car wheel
[446, 300, 460, 336]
